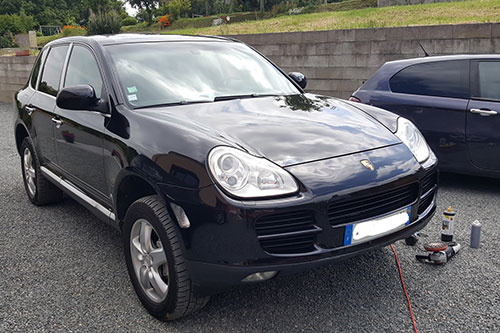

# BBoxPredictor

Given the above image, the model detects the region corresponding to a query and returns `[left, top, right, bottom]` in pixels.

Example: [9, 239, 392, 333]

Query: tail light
[349, 96, 361, 103]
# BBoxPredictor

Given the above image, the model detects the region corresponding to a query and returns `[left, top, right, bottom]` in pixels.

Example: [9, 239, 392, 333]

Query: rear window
[39, 45, 69, 97]
[389, 60, 469, 99]
[477, 62, 500, 100]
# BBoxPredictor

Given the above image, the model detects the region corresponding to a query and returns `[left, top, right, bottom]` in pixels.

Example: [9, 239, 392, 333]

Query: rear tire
[123, 195, 209, 321]
[20, 137, 63, 205]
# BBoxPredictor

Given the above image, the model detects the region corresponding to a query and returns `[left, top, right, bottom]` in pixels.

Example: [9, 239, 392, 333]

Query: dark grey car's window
[106, 42, 300, 108]
[39, 45, 69, 97]
[64, 45, 103, 99]
[477, 62, 500, 100]
[389, 60, 469, 99]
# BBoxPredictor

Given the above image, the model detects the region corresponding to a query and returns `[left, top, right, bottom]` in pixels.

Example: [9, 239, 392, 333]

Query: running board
[40, 166, 118, 228]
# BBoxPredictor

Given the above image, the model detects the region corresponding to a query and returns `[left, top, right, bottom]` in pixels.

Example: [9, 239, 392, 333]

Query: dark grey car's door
[467, 60, 500, 172]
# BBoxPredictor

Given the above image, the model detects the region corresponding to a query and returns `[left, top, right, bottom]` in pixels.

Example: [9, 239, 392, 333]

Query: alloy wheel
[130, 218, 169, 303]
[23, 147, 36, 196]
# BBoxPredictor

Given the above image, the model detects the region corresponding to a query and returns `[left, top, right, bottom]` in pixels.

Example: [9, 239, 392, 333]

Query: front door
[467, 60, 500, 172]
[53, 44, 108, 199]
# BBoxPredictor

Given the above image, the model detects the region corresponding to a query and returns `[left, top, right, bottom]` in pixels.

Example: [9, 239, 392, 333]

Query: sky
[122, 0, 138, 17]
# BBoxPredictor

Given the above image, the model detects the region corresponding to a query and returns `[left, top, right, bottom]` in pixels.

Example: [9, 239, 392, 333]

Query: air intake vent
[255, 210, 319, 255]
[328, 184, 419, 226]
[421, 171, 438, 195]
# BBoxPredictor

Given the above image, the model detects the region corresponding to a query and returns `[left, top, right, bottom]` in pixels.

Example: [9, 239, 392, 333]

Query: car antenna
[408, 25, 430, 57]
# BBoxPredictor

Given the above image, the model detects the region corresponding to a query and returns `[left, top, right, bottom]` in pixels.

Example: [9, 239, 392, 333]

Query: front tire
[122, 195, 209, 321]
[20, 137, 63, 205]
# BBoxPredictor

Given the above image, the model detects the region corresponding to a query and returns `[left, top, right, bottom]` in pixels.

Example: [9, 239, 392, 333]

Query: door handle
[51, 117, 64, 128]
[470, 108, 498, 116]
[26, 105, 35, 116]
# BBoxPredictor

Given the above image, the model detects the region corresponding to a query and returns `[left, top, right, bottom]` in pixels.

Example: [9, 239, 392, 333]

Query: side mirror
[56, 85, 102, 112]
[289, 72, 307, 89]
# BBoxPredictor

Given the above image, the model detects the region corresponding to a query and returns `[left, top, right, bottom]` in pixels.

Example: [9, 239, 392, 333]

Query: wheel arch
[113, 168, 170, 227]
[15, 123, 30, 155]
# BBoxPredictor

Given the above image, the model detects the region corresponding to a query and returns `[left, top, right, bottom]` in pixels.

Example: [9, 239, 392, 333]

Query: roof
[385, 54, 500, 69]
[47, 33, 236, 47]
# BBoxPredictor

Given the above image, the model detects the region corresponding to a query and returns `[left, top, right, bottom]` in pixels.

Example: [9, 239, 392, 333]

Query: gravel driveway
[1, 102, 499, 332]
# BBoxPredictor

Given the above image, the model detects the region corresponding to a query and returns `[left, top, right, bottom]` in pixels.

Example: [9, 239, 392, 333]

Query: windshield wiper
[213, 93, 276, 102]
[135, 100, 213, 109]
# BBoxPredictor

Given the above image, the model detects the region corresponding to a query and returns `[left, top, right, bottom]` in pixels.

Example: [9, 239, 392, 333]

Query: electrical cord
[390, 244, 418, 333]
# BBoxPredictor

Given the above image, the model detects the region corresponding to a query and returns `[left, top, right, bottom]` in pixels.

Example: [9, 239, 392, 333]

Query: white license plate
[344, 207, 411, 246]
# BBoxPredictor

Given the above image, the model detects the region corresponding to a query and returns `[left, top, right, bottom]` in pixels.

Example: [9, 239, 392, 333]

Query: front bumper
[161, 144, 438, 295]
[186, 203, 434, 296]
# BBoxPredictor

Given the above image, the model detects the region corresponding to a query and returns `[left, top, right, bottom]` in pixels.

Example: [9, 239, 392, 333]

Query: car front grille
[255, 210, 320, 254]
[327, 183, 419, 226]
[255, 173, 437, 256]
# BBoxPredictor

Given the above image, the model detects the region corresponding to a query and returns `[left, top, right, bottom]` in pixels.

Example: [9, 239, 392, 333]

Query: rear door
[466, 60, 500, 172]
[29, 45, 69, 166]
[53, 43, 108, 200]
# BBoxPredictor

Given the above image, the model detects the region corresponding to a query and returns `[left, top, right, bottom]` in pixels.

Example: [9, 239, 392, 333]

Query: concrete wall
[0, 56, 35, 103]
[1, 23, 500, 102]
[378, 0, 463, 7]
[229, 23, 500, 99]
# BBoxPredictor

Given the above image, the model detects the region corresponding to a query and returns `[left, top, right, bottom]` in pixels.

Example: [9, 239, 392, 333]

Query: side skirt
[40, 166, 119, 230]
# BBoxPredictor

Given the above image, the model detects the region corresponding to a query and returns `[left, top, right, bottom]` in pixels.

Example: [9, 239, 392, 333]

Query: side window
[64, 45, 104, 99]
[389, 60, 469, 99]
[39, 45, 69, 97]
[30, 50, 46, 89]
[476, 62, 500, 100]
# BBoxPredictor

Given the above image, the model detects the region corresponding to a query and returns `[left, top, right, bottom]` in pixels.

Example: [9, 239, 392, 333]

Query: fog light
[170, 203, 190, 229]
[241, 271, 278, 283]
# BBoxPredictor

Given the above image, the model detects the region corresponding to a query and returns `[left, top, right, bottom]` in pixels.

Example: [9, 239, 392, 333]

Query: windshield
[106, 41, 300, 108]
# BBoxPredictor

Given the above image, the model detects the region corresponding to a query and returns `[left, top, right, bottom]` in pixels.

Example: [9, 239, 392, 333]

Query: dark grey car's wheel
[20, 137, 63, 205]
[123, 195, 209, 320]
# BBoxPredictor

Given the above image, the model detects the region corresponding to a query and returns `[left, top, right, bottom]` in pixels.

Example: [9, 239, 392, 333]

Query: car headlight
[208, 146, 298, 199]
[395, 117, 430, 163]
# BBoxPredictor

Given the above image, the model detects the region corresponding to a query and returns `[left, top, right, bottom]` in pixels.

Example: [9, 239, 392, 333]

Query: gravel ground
[1, 102, 499, 332]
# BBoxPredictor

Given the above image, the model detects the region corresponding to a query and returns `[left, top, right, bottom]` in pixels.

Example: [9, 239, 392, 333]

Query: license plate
[344, 207, 411, 246]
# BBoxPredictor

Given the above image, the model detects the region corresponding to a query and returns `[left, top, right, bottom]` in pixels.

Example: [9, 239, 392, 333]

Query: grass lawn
[162, 0, 500, 35]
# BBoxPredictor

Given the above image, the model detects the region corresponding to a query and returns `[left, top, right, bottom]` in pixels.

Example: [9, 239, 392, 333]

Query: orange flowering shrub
[62, 25, 88, 36]
[158, 15, 170, 28]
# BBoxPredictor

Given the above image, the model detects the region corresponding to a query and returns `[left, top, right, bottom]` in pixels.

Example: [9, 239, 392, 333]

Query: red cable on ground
[390, 244, 418, 333]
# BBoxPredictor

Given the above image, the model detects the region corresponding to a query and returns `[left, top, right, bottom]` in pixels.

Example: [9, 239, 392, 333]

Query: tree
[128, 0, 159, 25]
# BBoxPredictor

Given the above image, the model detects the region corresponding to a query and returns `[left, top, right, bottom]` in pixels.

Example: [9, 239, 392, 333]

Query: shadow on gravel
[439, 172, 500, 194]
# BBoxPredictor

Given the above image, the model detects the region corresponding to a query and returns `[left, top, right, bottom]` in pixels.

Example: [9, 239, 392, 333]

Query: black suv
[13, 34, 438, 320]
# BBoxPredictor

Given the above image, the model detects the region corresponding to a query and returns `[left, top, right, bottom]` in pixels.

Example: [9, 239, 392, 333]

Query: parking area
[1, 102, 499, 332]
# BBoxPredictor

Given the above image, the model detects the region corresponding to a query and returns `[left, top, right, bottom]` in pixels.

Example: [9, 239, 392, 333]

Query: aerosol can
[441, 206, 455, 242]
[416, 242, 461, 265]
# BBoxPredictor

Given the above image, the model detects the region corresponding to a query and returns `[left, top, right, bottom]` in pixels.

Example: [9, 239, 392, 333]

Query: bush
[121, 16, 137, 26]
[61, 25, 87, 37]
[158, 15, 171, 29]
[0, 32, 17, 48]
[0, 14, 24, 35]
[88, 10, 121, 35]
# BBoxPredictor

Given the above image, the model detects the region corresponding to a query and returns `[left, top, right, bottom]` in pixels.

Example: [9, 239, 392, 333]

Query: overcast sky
[122, 0, 138, 17]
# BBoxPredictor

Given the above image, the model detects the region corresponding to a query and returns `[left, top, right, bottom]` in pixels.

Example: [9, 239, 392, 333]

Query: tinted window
[64, 45, 104, 99]
[477, 62, 500, 100]
[106, 42, 299, 108]
[390, 60, 469, 99]
[30, 50, 46, 89]
[39, 45, 69, 96]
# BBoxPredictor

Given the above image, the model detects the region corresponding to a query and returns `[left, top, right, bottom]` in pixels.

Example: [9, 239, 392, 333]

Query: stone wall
[1, 23, 500, 103]
[0, 56, 35, 103]
[229, 23, 500, 99]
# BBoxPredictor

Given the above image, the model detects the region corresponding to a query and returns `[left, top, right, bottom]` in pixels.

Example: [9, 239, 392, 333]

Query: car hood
[138, 94, 400, 166]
